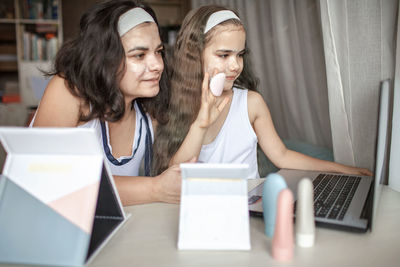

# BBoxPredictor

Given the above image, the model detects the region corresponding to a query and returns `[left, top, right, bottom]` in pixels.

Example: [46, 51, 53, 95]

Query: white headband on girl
[118, 7, 155, 37]
[204, 10, 241, 33]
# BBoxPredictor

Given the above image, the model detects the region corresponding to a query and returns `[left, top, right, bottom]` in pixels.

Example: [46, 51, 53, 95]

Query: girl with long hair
[153, 5, 372, 178]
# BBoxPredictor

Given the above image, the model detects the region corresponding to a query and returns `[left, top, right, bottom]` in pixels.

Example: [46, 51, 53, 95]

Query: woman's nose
[148, 55, 163, 72]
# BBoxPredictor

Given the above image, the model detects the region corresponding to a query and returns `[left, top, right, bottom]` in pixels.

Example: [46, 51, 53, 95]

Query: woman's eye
[156, 49, 164, 55]
[218, 54, 228, 58]
[133, 53, 145, 59]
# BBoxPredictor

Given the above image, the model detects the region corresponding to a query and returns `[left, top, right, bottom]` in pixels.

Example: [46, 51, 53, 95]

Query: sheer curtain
[319, 0, 398, 170]
[191, 0, 333, 148]
[388, 1, 399, 191]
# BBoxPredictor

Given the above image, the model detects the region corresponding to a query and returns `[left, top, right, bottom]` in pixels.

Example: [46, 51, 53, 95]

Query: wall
[62, 0, 190, 41]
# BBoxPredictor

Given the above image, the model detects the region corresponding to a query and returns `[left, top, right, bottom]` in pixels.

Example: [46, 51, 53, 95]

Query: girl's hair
[46, 0, 170, 123]
[152, 5, 259, 175]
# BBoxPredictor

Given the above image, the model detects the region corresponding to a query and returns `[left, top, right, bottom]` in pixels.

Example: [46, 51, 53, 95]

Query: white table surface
[88, 185, 400, 267]
[0, 182, 398, 267]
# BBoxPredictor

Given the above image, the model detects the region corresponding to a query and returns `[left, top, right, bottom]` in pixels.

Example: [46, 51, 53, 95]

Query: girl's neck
[219, 88, 234, 98]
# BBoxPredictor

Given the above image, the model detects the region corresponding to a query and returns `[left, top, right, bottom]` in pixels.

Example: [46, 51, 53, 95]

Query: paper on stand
[178, 164, 251, 250]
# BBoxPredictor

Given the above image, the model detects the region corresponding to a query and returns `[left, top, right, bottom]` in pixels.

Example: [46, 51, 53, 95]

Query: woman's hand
[194, 73, 229, 129]
[152, 164, 182, 203]
[153, 157, 197, 203]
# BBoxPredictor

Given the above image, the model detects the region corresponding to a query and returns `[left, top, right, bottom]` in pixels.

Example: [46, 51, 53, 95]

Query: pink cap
[272, 189, 294, 261]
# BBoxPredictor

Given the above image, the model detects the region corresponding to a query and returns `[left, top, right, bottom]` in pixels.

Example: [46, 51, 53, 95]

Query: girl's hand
[194, 72, 229, 129]
[343, 166, 374, 176]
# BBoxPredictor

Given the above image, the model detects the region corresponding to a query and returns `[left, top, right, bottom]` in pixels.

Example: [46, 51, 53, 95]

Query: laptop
[248, 80, 391, 232]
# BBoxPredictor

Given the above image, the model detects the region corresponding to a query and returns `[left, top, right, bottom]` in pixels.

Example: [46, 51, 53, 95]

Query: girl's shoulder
[233, 86, 265, 106]
[246, 89, 265, 105]
[245, 89, 269, 123]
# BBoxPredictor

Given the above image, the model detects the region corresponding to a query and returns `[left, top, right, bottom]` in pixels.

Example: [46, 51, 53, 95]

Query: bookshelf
[0, 0, 62, 126]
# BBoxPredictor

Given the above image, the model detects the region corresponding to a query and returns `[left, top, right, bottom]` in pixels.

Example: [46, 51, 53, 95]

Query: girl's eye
[156, 48, 164, 55]
[238, 50, 246, 57]
[218, 54, 228, 58]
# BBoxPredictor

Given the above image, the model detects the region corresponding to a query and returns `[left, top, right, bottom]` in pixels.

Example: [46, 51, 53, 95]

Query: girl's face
[120, 22, 164, 102]
[202, 24, 246, 92]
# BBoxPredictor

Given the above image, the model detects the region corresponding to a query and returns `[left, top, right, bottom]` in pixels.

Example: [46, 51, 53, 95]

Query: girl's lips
[143, 77, 160, 82]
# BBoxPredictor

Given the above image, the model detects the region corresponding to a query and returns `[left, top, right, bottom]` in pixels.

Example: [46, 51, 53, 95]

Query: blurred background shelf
[0, 0, 62, 126]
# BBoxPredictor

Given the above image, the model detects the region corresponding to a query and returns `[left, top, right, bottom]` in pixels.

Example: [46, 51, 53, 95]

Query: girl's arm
[33, 75, 83, 127]
[248, 91, 373, 176]
[169, 73, 229, 165]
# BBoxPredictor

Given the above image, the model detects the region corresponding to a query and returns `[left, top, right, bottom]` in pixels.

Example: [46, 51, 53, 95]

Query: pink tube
[272, 188, 294, 261]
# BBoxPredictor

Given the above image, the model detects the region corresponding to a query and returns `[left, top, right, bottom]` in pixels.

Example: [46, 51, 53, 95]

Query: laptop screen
[371, 79, 391, 230]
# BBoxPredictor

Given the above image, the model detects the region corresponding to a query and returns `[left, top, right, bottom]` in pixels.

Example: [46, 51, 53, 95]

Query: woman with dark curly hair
[32, 0, 183, 205]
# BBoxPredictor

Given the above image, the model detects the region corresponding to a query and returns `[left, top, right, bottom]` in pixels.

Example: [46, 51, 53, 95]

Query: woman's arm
[248, 91, 373, 176]
[114, 164, 182, 205]
[33, 75, 82, 127]
[169, 73, 229, 165]
[33, 76, 184, 205]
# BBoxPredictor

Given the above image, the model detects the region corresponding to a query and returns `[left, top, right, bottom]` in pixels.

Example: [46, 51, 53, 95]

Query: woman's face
[120, 22, 164, 102]
[202, 23, 246, 92]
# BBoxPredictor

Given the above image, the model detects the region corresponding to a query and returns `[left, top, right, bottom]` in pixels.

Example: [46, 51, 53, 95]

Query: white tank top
[198, 87, 259, 179]
[31, 101, 154, 177]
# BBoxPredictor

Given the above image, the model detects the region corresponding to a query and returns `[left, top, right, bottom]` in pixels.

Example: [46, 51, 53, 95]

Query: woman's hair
[47, 0, 170, 123]
[152, 5, 259, 175]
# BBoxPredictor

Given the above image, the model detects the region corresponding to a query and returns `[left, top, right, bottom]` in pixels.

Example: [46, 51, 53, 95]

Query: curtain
[389, 2, 400, 191]
[319, 0, 398, 170]
[191, 0, 333, 149]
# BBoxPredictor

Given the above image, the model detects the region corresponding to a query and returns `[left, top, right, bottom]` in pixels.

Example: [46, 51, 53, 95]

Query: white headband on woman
[204, 10, 241, 33]
[118, 7, 155, 37]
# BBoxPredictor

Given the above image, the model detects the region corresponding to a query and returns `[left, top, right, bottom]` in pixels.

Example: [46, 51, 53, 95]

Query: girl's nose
[229, 57, 240, 71]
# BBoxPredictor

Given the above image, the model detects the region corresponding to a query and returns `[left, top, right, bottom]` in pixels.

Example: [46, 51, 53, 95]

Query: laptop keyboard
[312, 174, 361, 220]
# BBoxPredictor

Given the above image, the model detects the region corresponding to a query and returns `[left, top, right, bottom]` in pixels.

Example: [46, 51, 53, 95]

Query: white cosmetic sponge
[209, 73, 226, 96]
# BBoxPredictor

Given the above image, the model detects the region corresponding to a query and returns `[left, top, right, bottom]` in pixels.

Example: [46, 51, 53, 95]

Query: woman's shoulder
[46, 75, 87, 106]
[44, 75, 73, 97]
[33, 75, 87, 126]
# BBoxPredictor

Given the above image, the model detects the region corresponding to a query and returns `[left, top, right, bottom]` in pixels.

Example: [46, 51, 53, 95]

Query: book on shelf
[0, 43, 17, 71]
[22, 27, 58, 61]
[0, 94, 21, 103]
[0, 81, 20, 103]
[0, 1, 15, 19]
[19, 0, 59, 20]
